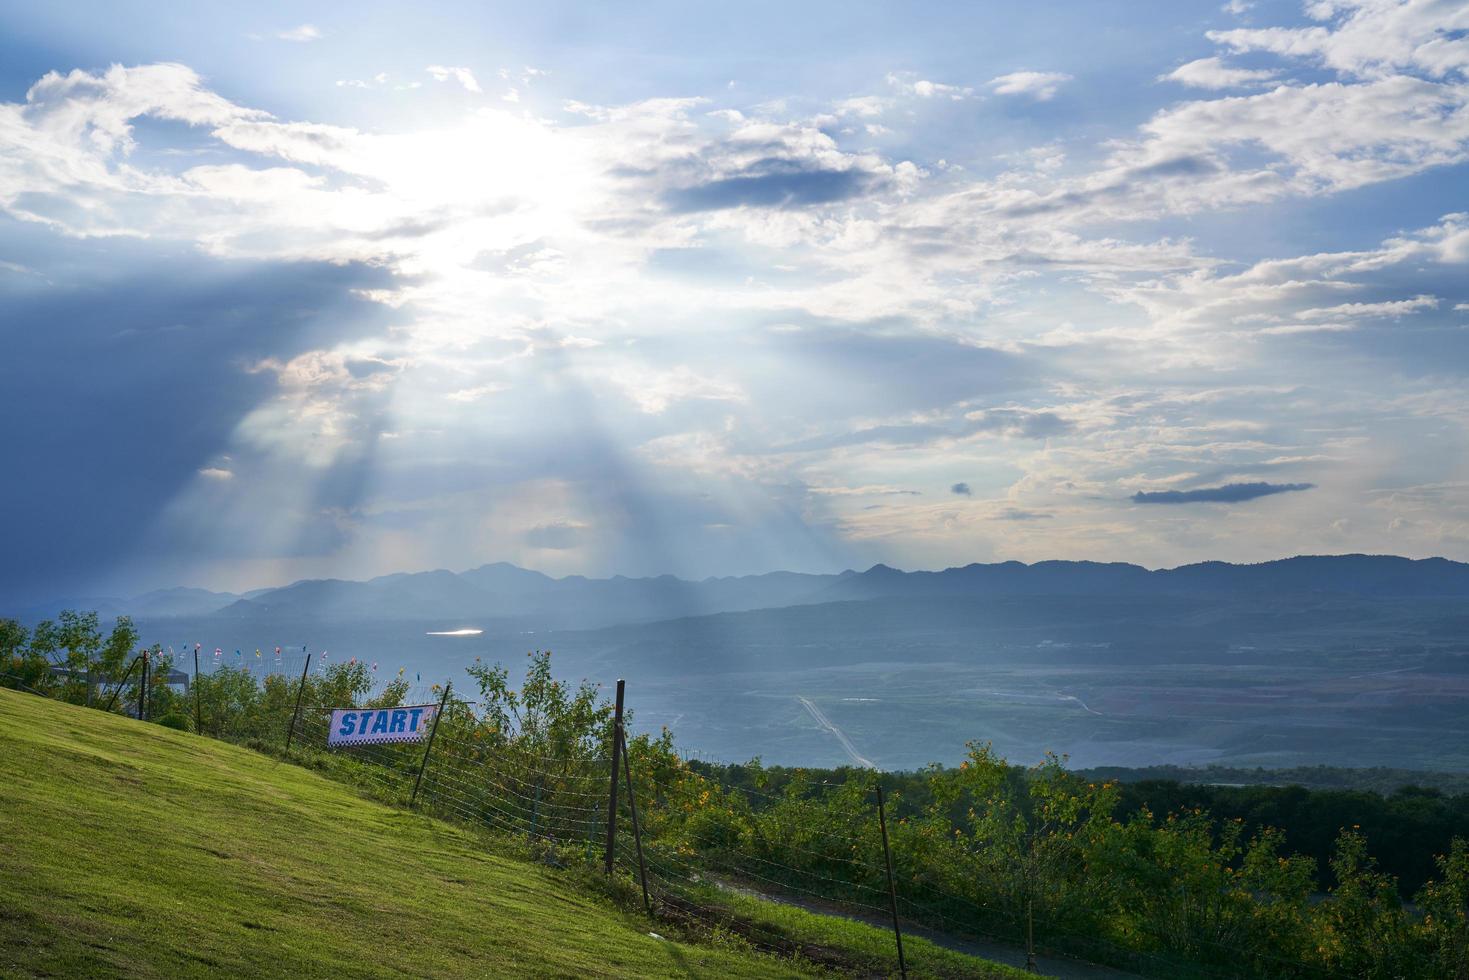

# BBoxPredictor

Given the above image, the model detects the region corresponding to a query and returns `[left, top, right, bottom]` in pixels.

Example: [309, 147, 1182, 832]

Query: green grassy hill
[0, 689, 812, 978]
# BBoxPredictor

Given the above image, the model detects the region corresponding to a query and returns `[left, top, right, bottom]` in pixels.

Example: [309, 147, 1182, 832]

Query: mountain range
[17, 554, 1469, 628]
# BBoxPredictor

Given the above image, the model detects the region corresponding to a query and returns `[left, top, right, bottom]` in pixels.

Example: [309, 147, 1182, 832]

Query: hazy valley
[53, 553, 1468, 773]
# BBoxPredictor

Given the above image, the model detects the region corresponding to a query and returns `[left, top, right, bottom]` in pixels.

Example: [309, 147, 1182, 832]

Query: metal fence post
[410, 682, 451, 808]
[620, 727, 651, 914]
[284, 651, 312, 752]
[603, 678, 625, 875]
[103, 656, 141, 713]
[876, 783, 908, 979]
[139, 650, 149, 721]
[531, 780, 542, 840]
[1026, 893, 1037, 973]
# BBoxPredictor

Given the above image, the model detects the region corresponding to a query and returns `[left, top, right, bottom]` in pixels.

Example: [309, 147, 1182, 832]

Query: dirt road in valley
[798, 696, 876, 768]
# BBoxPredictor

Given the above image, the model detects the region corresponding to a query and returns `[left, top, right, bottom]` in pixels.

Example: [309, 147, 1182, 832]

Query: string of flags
[154, 640, 437, 692]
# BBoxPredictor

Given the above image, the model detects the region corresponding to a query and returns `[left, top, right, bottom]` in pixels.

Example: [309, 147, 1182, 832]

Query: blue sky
[2, 0, 1468, 601]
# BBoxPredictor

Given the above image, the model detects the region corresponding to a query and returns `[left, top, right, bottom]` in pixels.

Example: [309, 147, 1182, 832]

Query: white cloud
[602, 365, 747, 415]
[277, 24, 322, 43]
[1209, 0, 1469, 79]
[1108, 214, 1468, 348]
[807, 484, 921, 497]
[834, 95, 890, 117]
[987, 71, 1073, 100]
[885, 72, 974, 100]
[445, 383, 507, 403]
[1162, 56, 1280, 89]
[198, 467, 234, 480]
[425, 65, 482, 93]
[337, 73, 388, 90]
[1297, 295, 1439, 320]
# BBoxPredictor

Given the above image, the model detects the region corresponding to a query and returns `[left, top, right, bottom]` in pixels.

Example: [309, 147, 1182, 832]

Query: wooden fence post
[410, 682, 451, 808]
[876, 783, 908, 979]
[603, 678, 625, 875]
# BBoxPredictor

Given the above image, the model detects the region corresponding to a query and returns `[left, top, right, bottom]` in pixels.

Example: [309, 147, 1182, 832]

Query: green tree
[53, 610, 103, 703]
[1414, 837, 1469, 979]
[1311, 829, 1418, 978]
[0, 618, 43, 690]
[100, 616, 139, 679]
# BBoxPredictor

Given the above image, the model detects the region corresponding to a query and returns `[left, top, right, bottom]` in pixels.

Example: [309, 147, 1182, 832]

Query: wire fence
[8, 651, 1459, 979]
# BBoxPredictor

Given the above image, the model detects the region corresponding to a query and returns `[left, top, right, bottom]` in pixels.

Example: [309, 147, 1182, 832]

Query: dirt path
[798, 696, 877, 768]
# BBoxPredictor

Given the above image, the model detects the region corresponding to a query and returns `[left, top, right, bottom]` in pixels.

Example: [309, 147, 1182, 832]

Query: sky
[2, 0, 1468, 602]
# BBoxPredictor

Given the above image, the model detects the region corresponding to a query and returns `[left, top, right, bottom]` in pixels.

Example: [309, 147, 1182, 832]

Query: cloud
[337, 73, 388, 90]
[950, 482, 972, 496]
[808, 485, 921, 497]
[885, 72, 974, 100]
[993, 507, 1053, 521]
[5, 1, 1469, 594]
[524, 521, 588, 550]
[1208, 1, 1469, 79]
[966, 408, 1073, 439]
[277, 24, 322, 43]
[1162, 57, 1280, 89]
[664, 163, 876, 212]
[1297, 295, 1439, 320]
[772, 404, 1068, 454]
[425, 65, 482, 93]
[0, 245, 401, 601]
[445, 383, 507, 403]
[1131, 482, 1316, 504]
[987, 71, 1073, 100]
[601, 364, 747, 414]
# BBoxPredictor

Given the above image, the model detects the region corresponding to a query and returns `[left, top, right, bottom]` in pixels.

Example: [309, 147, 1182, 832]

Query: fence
[281, 671, 1363, 979]
[6, 649, 1460, 979]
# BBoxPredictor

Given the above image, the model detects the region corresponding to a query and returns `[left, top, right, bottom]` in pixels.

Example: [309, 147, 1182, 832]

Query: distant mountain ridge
[816, 555, 1469, 602]
[17, 554, 1469, 627]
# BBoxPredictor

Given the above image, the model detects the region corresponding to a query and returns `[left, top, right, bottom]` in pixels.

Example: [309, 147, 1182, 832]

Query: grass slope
[0, 689, 806, 978]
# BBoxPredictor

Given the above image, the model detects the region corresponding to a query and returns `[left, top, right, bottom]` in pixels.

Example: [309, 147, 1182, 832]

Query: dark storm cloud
[1131, 482, 1315, 504]
[0, 230, 403, 603]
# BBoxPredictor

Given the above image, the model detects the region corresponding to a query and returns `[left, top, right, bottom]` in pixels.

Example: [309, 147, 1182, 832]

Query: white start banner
[328, 704, 440, 746]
